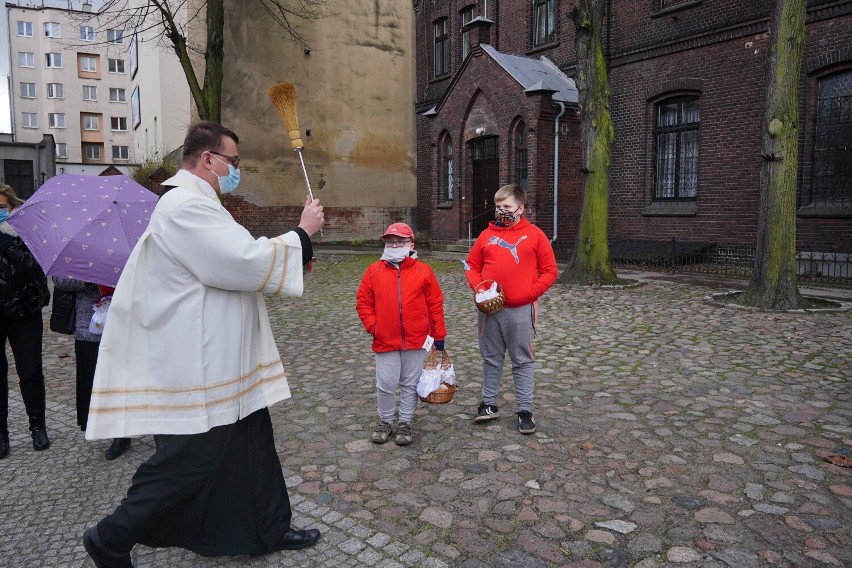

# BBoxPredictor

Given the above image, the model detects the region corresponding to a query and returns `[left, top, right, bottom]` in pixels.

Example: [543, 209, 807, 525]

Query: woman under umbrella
[0, 184, 51, 458]
[52, 277, 130, 459]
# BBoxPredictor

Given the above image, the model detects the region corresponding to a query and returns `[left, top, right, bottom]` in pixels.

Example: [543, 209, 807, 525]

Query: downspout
[6, 6, 16, 142]
[551, 101, 566, 243]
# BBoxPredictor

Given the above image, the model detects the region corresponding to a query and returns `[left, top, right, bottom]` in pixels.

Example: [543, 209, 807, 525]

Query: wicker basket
[419, 349, 457, 404]
[419, 381, 457, 404]
[475, 280, 505, 314]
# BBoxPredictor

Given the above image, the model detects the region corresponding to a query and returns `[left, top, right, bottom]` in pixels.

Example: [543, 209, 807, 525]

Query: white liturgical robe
[85, 170, 304, 439]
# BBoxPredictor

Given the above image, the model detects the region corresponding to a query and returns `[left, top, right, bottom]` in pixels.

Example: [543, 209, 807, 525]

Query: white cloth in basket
[416, 359, 456, 398]
[475, 281, 499, 303]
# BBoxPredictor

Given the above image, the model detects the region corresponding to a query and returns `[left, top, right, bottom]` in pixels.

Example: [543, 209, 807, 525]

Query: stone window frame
[433, 18, 450, 79]
[532, 0, 557, 48]
[651, 0, 702, 18]
[642, 79, 703, 217]
[460, 5, 476, 63]
[799, 59, 852, 217]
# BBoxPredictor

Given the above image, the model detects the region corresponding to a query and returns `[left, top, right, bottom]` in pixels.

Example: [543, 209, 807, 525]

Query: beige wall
[220, 0, 417, 209]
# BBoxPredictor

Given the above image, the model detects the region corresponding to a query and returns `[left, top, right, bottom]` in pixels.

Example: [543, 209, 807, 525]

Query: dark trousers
[75, 340, 100, 431]
[97, 407, 292, 557]
[0, 311, 46, 425]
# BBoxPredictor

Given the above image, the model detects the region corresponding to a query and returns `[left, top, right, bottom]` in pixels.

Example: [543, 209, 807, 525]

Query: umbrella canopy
[8, 174, 158, 287]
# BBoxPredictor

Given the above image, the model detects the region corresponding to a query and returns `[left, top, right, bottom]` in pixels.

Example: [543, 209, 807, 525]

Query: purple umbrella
[8, 174, 158, 287]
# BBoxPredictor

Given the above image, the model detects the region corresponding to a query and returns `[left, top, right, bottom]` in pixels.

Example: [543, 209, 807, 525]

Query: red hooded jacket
[464, 217, 558, 307]
[356, 256, 447, 353]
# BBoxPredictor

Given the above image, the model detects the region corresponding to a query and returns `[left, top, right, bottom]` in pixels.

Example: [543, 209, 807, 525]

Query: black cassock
[97, 407, 292, 556]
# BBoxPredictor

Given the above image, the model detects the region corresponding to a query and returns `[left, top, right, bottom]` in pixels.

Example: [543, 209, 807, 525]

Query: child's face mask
[494, 205, 521, 227]
[383, 246, 410, 263]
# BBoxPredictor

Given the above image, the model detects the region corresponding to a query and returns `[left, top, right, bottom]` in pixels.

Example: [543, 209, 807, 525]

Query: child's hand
[434, 340, 445, 351]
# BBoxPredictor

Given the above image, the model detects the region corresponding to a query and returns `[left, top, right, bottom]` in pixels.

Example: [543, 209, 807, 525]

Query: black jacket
[0, 229, 50, 318]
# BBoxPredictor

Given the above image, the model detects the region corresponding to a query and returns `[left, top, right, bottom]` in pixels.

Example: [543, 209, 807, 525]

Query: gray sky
[1, 1, 108, 133]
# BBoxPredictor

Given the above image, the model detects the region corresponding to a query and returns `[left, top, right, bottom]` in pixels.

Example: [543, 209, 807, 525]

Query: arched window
[813, 69, 852, 208]
[654, 96, 700, 200]
[514, 121, 528, 190]
[439, 135, 453, 203]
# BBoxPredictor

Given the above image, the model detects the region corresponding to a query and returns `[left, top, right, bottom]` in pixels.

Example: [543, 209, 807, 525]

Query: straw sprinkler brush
[268, 82, 315, 203]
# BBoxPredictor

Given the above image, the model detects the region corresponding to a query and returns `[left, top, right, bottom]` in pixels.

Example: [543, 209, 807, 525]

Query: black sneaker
[474, 402, 500, 422]
[517, 411, 536, 434]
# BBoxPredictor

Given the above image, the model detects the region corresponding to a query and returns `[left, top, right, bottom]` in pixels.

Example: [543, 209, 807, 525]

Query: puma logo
[487, 235, 527, 264]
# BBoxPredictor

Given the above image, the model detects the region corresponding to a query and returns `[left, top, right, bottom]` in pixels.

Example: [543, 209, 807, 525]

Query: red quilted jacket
[356, 256, 447, 353]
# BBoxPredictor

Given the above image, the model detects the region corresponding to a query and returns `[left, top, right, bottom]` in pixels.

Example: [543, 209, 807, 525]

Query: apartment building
[7, 1, 134, 176]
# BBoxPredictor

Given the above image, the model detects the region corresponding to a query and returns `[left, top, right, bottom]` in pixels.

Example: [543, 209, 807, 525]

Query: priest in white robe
[83, 121, 325, 566]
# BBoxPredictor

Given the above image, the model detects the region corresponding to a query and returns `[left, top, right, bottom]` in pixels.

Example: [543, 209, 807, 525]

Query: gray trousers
[478, 304, 535, 412]
[375, 349, 427, 424]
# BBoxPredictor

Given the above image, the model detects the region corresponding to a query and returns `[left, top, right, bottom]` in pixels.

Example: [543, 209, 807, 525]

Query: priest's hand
[298, 195, 324, 237]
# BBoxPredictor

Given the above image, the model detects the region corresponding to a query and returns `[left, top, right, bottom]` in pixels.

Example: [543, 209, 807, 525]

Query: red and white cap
[380, 222, 415, 241]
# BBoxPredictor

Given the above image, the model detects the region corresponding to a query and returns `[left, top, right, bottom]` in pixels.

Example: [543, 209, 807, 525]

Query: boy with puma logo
[464, 184, 558, 434]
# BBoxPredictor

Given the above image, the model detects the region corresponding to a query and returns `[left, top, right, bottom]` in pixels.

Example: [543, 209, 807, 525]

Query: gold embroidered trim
[275, 245, 290, 294]
[89, 371, 289, 415]
[91, 358, 283, 396]
[258, 239, 279, 292]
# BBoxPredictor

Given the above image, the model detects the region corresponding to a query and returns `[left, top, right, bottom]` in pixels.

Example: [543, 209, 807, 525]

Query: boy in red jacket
[356, 223, 447, 446]
[464, 184, 558, 434]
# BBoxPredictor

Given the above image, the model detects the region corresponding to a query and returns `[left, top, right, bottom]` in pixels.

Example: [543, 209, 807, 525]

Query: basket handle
[440, 349, 452, 369]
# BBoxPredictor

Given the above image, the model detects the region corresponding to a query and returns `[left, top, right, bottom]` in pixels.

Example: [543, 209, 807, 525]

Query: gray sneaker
[395, 422, 413, 445]
[371, 420, 392, 444]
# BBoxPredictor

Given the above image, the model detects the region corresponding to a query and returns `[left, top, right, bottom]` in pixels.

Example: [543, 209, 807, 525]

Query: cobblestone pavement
[1, 252, 850, 568]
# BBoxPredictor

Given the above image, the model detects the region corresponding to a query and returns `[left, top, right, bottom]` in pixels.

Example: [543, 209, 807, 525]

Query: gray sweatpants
[478, 304, 535, 412]
[375, 349, 428, 424]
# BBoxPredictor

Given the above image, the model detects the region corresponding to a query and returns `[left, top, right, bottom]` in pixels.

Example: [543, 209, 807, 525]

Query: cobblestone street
[1, 252, 850, 567]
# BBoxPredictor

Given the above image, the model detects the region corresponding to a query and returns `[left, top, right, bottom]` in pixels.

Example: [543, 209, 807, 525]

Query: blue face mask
[0, 210, 9, 223]
[212, 155, 241, 194]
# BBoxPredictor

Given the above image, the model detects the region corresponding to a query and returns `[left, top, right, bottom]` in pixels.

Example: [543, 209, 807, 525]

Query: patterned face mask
[494, 205, 520, 227]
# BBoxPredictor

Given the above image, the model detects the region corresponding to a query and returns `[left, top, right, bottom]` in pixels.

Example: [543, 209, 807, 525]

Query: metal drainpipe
[551, 101, 566, 243]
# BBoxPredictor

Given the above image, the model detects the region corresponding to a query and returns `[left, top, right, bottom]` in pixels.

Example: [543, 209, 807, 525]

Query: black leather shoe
[0, 431, 9, 459]
[31, 428, 50, 451]
[252, 528, 321, 555]
[105, 438, 131, 461]
[83, 527, 134, 568]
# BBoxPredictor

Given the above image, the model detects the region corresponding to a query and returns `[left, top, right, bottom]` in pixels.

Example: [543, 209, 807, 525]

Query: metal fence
[573, 239, 852, 287]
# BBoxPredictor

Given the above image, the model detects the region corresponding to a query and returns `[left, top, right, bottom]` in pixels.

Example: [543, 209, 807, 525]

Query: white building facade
[7, 2, 134, 175]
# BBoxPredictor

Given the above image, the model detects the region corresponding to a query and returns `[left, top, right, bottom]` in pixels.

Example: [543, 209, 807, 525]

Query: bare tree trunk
[739, 0, 806, 309]
[99, 0, 324, 125]
[200, 0, 224, 123]
[560, 0, 618, 285]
